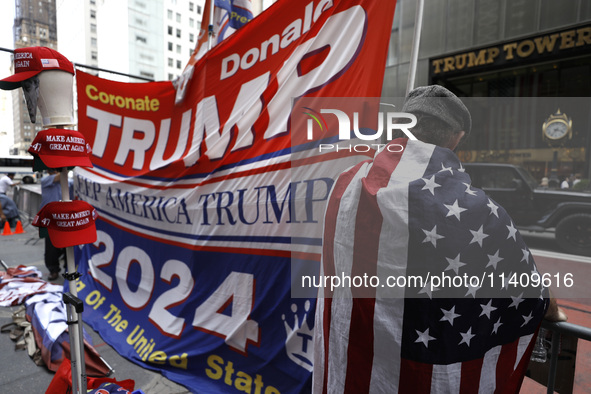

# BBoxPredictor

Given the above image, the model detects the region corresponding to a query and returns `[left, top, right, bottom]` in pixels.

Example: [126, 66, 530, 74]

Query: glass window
[189, 2, 194, 11]
[176, 44, 181, 53]
[479, 167, 519, 189]
[176, 13, 181, 22]
[417, 0, 445, 58]
[189, 33, 194, 42]
[504, 0, 537, 39]
[445, 0, 474, 52]
[168, 42, 173, 51]
[177, 60, 182, 69]
[176, 29, 181, 38]
[540, 0, 578, 30]
[168, 58, 173, 67]
[474, 0, 500, 45]
[167, 10, 173, 19]
[168, 26, 172, 35]
[190, 18, 194, 28]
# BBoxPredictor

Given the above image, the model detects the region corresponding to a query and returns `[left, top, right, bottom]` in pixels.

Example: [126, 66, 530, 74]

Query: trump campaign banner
[73, 0, 396, 392]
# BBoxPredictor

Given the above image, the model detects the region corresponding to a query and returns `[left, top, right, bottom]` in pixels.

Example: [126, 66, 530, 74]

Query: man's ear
[21, 76, 40, 123]
[448, 130, 465, 151]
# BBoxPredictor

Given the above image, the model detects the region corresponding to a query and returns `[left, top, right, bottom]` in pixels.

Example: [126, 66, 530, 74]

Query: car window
[479, 167, 517, 189]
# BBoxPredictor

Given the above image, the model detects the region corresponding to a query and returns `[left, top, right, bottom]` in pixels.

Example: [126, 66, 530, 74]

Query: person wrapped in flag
[313, 85, 567, 393]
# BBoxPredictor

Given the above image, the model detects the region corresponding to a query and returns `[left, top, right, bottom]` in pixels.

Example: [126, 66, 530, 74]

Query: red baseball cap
[32, 200, 98, 248]
[28, 128, 93, 170]
[0, 47, 75, 91]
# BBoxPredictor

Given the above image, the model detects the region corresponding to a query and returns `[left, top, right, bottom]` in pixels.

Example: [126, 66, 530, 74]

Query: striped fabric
[313, 139, 548, 393]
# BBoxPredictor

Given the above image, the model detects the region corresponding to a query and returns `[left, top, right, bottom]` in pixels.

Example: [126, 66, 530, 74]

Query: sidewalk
[0, 220, 191, 394]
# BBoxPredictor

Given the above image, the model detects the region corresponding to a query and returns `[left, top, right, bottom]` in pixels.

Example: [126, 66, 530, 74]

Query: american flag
[313, 139, 548, 393]
[192, 0, 253, 62]
[25, 292, 111, 376]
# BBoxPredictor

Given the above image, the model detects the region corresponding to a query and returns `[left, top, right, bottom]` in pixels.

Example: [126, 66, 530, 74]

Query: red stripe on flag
[344, 141, 407, 392]
[321, 160, 369, 394]
[502, 330, 538, 393]
[496, 340, 518, 391]
[399, 358, 433, 394]
[460, 357, 484, 394]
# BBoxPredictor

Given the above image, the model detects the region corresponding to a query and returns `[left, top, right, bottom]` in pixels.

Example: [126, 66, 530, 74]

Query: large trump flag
[74, 0, 397, 392]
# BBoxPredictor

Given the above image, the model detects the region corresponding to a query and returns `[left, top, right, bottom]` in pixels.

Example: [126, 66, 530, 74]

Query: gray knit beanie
[402, 85, 472, 135]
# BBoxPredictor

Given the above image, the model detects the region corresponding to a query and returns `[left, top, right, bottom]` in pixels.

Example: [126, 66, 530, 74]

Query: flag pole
[207, 0, 215, 50]
[56, 127, 87, 394]
[406, 0, 425, 96]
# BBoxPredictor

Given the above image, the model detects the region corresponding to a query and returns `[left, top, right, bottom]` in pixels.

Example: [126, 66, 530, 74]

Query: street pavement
[0, 220, 192, 394]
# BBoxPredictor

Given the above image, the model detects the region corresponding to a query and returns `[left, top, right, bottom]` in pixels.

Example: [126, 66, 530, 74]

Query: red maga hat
[32, 200, 98, 248]
[28, 128, 93, 170]
[0, 47, 75, 91]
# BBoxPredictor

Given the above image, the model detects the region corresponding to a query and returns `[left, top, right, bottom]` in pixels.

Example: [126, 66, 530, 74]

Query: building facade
[92, 0, 204, 82]
[56, 0, 204, 82]
[384, 0, 591, 183]
[56, 0, 100, 71]
[10, 0, 57, 155]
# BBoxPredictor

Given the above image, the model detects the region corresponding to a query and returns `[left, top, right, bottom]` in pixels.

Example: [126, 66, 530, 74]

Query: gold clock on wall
[542, 109, 572, 143]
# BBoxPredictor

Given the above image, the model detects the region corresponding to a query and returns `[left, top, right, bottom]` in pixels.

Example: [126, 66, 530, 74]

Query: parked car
[463, 162, 591, 256]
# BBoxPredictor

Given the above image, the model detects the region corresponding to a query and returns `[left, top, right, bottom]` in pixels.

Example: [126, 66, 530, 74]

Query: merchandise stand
[1, 47, 92, 394]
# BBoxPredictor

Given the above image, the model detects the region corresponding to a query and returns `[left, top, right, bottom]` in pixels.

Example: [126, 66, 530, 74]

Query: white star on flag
[421, 175, 441, 195]
[418, 280, 439, 299]
[486, 199, 499, 217]
[509, 293, 525, 309]
[459, 327, 475, 346]
[445, 253, 466, 274]
[462, 182, 477, 196]
[439, 163, 453, 174]
[492, 317, 503, 334]
[444, 199, 467, 220]
[485, 250, 503, 270]
[465, 284, 480, 298]
[469, 225, 489, 247]
[521, 312, 534, 327]
[440, 306, 461, 325]
[503, 272, 513, 290]
[479, 299, 497, 319]
[423, 225, 445, 247]
[415, 328, 436, 348]
[507, 222, 518, 241]
[521, 248, 530, 264]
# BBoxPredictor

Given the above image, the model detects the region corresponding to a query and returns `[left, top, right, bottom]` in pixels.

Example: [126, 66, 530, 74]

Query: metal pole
[207, 0, 215, 50]
[56, 126, 86, 393]
[406, 0, 425, 96]
[0, 47, 153, 82]
[547, 330, 560, 394]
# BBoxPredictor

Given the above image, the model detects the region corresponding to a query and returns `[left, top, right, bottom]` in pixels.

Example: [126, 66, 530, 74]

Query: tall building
[10, 0, 58, 155]
[163, 0, 205, 81]
[56, 0, 99, 71]
[57, 0, 203, 82]
[385, 0, 591, 180]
